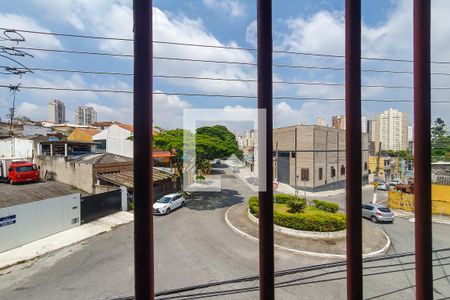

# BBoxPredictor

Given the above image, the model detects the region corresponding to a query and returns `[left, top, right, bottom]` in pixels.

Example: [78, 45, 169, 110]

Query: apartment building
[48, 100, 65, 124]
[74, 106, 97, 126]
[372, 108, 408, 151]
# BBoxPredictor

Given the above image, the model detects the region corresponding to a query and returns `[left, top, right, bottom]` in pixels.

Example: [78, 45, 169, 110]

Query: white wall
[0, 194, 80, 253]
[0, 140, 12, 158]
[35, 156, 94, 193]
[0, 138, 34, 159]
[93, 124, 133, 158]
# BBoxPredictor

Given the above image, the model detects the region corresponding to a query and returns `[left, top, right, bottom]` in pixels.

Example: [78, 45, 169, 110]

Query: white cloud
[153, 91, 191, 129]
[0, 13, 63, 59]
[245, 20, 257, 47]
[203, 0, 246, 18]
[279, 0, 450, 123]
[30, 2, 256, 96]
[16, 102, 40, 118]
[84, 91, 191, 129]
[274, 101, 344, 128]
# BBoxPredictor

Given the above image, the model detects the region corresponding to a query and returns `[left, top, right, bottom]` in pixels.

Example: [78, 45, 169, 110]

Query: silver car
[362, 204, 394, 223]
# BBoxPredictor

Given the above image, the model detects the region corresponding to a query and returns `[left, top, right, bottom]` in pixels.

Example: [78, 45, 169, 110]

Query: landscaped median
[249, 195, 345, 235]
[225, 194, 391, 258]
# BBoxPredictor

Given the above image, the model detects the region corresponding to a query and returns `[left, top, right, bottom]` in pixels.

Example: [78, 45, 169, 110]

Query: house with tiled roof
[92, 123, 173, 165]
[67, 128, 101, 142]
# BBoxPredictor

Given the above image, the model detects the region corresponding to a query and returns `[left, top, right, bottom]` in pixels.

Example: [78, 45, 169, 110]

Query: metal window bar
[133, 0, 154, 299]
[413, 0, 433, 299]
[345, 1, 363, 299]
[257, 0, 275, 299]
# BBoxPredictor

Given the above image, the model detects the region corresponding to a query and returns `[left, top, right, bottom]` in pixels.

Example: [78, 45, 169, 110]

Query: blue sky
[0, 0, 449, 130]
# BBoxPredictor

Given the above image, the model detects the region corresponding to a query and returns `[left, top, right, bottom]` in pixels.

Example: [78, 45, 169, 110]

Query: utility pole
[7, 84, 20, 136]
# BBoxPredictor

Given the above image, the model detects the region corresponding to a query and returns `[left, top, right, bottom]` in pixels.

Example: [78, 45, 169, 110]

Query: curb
[391, 210, 450, 225]
[247, 209, 346, 240]
[225, 203, 391, 259]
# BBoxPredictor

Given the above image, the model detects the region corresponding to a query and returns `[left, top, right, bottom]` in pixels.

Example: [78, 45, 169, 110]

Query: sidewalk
[391, 209, 450, 225]
[0, 211, 134, 270]
[276, 182, 373, 198]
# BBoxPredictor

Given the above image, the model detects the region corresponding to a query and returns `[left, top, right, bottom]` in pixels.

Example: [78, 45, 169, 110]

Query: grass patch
[249, 195, 346, 232]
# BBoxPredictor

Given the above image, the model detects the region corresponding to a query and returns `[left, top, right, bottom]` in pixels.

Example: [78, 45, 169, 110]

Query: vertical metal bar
[257, 0, 274, 299]
[133, 1, 154, 299]
[295, 127, 297, 193]
[345, 0, 362, 299]
[414, 0, 432, 299]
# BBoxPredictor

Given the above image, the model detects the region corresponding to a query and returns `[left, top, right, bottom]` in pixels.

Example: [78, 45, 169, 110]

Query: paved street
[0, 164, 449, 299]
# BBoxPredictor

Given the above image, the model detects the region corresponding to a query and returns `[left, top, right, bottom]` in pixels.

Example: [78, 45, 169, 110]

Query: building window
[301, 168, 309, 181]
[291, 152, 296, 158]
[279, 152, 289, 158]
[319, 168, 323, 180]
[364, 162, 368, 170]
[341, 165, 345, 175]
[331, 166, 336, 178]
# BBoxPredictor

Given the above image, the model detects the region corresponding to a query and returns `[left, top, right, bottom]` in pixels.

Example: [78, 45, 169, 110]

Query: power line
[3, 27, 450, 64]
[5, 65, 450, 90]
[9, 45, 450, 76]
[2, 84, 449, 104]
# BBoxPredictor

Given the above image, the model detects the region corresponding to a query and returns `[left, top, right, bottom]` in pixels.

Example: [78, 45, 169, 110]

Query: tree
[431, 118, 447, 144]
[431, 118, 450, 161]
[152, 125, 243, 176]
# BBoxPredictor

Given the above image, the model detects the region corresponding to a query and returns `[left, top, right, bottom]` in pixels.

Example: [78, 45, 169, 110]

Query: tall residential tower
[48, 99, 65, 124]
[74, 106, 97, 125]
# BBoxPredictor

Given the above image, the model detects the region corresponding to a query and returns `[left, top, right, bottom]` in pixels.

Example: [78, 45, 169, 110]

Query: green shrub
[248, 197, 345, 232]
[286, 198, 306, 213]
[273, 194, 303, 204]
[312, 199, 339, 213]
[274, 210, 346, 232]
[249, 196, 259, 216]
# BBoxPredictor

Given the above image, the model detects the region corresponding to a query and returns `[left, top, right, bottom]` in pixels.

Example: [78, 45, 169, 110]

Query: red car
[8, 162, 40, 184]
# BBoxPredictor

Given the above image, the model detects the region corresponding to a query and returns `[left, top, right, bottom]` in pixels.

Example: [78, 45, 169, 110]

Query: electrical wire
[1, 83, 450, 103]
[155, 263, 450, 300]
[9, 45, 450, 76]
[3, 27, 450, 64]
[154, 248, 450, 298]
[5, 65, 450, 90]
[1, 84, 450, 103]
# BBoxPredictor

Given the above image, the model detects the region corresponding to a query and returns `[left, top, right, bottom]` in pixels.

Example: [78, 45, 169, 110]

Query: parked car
[246, 177, 258, 185]
[7, 162, 40, 184]
[153, 193, 185, 215]
[387, 181, 398, 188]
[361, 204, 394, 223]
[376, 182, 389, 191]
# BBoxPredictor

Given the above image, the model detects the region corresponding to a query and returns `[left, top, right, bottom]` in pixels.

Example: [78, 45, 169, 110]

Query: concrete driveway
[0, 164, 449, 299]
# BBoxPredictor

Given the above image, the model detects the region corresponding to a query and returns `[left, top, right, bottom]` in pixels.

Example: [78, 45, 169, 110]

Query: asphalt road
[0, 164, 449, 299]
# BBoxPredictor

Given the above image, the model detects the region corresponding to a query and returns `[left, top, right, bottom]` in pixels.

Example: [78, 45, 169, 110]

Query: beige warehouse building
[273, 125, 369, 192]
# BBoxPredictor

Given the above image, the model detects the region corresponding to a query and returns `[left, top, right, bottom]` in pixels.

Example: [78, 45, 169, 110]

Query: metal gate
[277, 157, 290, 184]
[80, 190, 121, 223]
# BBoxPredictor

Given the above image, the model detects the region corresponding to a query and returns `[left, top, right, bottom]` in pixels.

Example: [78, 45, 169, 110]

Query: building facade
[316, 117, 327, 127]
[74, 106, 97, 126]
[331, 115, 367, 133]
[332, 115, 346, 130]
[273, 125, 369, 192]
[373, 108, 408, 151]
[48, 100, 65, 124]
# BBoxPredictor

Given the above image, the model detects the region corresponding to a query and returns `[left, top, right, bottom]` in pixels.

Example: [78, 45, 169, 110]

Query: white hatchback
[153, 193, 185, 215]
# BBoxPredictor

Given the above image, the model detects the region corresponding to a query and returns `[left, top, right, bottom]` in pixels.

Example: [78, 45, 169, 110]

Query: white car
[153, 193, 185, 215]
